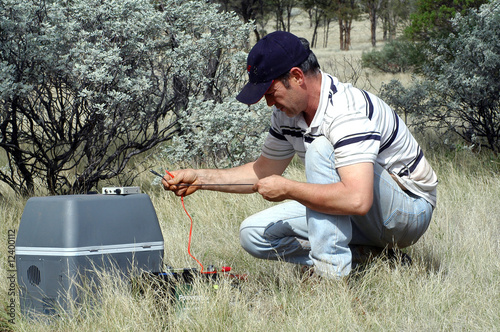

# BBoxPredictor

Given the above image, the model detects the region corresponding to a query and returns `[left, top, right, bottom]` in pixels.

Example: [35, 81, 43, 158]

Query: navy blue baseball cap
[236, 31, 310, 105]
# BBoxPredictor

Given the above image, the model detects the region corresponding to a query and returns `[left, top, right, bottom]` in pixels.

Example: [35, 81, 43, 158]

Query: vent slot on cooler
[27, 265, 41, 286]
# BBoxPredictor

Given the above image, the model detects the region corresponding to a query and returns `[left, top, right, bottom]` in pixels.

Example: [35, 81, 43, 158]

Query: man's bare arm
[162, 155, 293, 196]
[254, 162, 374, 216]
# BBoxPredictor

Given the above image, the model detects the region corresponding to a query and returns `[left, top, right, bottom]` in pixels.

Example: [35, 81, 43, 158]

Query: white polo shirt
[261, 72, 437, 206]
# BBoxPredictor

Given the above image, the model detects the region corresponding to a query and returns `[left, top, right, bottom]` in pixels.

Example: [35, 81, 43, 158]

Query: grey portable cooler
[15, 192, 164, 317]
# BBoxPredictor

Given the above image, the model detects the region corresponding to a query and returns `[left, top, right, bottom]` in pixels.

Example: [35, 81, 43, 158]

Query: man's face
[264, 75, 305, 118]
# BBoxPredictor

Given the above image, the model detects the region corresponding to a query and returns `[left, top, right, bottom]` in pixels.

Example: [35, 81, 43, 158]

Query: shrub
[381, 2, 500, 153]
[361, 39, 427, 73]
[164, 98, 269, 168]
[0, 0, 252, 195]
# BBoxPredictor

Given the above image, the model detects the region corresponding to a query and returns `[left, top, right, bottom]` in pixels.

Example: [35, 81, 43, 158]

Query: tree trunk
[253, 27, 261, 42]
[345, 19, 352, 50]
[339, 19, 344, 50]
[323, 19, 330, 48]
[370, 7, 377, 46]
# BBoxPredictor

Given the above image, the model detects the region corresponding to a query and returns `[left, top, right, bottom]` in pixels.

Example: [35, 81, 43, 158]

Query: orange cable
[166, 170, 215, 275]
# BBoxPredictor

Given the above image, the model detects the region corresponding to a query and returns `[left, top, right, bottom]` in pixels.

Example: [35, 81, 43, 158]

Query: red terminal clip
[221, 266, 231, 272]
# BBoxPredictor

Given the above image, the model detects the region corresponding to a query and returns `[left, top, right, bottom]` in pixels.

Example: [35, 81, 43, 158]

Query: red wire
[166, 170, 215, 275]
[181, 196, 212, 274]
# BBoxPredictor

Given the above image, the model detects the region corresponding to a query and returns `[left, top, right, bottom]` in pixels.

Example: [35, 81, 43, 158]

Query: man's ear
[289, 67, 305, 85]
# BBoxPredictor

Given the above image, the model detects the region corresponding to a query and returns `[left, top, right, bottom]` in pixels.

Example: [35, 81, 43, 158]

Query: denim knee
[239, 219, 268, 259]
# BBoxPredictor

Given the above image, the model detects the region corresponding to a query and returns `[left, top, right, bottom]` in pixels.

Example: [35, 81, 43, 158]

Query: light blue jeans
[239, 136, 433, 278]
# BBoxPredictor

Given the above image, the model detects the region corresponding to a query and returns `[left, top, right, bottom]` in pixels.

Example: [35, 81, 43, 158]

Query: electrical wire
[164, 169, 216, 275]
[180, 196, 215, 274]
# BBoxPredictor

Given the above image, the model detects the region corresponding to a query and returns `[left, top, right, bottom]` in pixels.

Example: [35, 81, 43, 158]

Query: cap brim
[236, 80, 273, 105]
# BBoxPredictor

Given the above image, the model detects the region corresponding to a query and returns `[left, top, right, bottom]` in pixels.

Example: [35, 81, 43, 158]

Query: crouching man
[163, 31, 437, 278]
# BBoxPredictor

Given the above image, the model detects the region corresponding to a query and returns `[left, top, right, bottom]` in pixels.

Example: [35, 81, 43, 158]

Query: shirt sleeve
[261, 111, 296, 160]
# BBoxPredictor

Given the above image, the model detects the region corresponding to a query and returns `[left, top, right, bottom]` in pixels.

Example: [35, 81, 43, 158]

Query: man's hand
[160, 155, 293, 197]
[253, 175, 293, 202]
[254, 162, 375, 215]
[161, 169, 200, 197]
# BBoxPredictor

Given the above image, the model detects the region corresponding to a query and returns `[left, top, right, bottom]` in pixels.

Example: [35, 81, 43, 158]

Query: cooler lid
[16, 193, 164, 248]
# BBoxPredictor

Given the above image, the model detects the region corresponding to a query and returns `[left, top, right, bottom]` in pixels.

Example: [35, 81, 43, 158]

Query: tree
[302, 0, 360, 50]
[361, 0, 386, 46]
[0, 0, 252, 196]
[337, 0, 362, 50]
[302, 0, 324, 47]
[380, 0, 414, 41]
[268, 0, 298, 32]
[405, 0, 488, 40]
[381, 2, 500, 153]
[214, 0, 268, 41]
[320, 0, 338, 47]
[362, 0, 486, 74]
[359, 0, 416, 47]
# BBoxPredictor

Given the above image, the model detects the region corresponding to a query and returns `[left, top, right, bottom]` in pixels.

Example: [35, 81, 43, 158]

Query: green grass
[1, 147, 499, 331]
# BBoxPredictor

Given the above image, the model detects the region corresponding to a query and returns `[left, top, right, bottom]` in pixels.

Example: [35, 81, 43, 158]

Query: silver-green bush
[381, 2, 500, 153]
[0, 0, 253, 195]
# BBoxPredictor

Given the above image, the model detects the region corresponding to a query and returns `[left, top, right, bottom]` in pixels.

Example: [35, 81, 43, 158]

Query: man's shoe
[386, 248, 413, 266]
[350, 245, 413, 268]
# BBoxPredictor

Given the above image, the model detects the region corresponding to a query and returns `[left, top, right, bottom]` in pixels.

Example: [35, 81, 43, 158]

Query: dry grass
[2, 149, 500, 331]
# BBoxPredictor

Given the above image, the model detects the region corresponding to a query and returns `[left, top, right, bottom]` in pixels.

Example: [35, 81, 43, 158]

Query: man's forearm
[192, 162, 260, 193]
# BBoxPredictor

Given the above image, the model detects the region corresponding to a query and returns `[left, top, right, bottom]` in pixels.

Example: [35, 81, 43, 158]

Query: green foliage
[164, 98, 269, 168]
[0, 0, 252, 195]
[364, 0, 489, 73]
[404, 0, 488, 40]
[380, 78, 439, 124]
[361, 39, 427, 73]
[381, 1, 500, 153]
